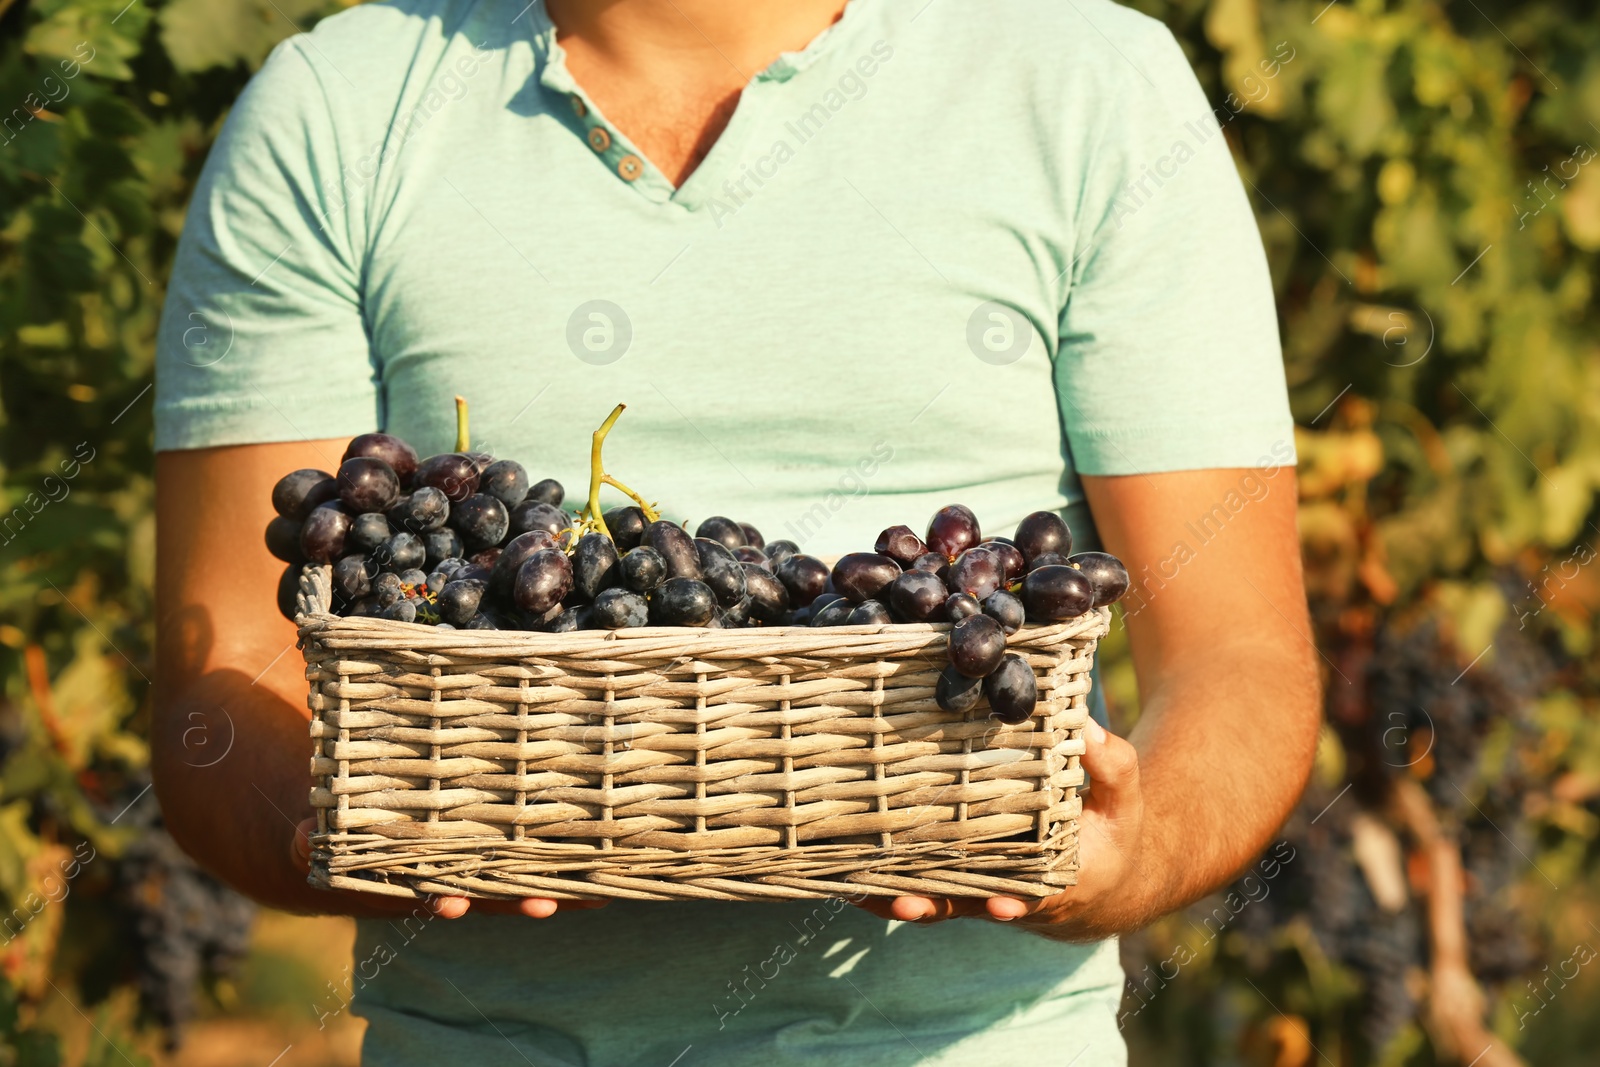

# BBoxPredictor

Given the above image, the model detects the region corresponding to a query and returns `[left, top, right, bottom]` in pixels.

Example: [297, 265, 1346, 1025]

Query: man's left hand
[852, 715, 1147, 939]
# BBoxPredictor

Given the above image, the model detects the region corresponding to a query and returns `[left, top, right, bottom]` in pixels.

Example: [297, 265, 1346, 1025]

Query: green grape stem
[583, 404, 660, 542]
[454, 395, 470, 452]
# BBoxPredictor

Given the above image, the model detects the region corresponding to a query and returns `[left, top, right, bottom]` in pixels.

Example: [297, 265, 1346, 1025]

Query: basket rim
[293, 560, 1111, 653]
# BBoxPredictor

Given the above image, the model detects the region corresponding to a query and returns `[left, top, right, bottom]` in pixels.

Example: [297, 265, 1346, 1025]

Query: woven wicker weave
[297, 564, 1110, 901]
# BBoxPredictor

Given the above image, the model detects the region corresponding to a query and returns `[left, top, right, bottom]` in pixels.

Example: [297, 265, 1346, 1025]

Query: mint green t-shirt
[154, 0, 1294, 1062]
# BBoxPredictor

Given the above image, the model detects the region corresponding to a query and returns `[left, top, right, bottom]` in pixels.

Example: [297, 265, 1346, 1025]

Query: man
[152, 0, 1320, 1063]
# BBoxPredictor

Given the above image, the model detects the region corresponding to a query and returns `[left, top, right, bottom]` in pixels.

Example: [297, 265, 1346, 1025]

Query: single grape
[299, 506, 352, 563]
[380, 598, 418, 623]
[812, 591, 851, 617]
[271, 469, 336, 520]
[348, 596, 380, 618]
[1021, 565, 1094, 621]
[984, 655, 1038, 724]
[809, 598, 854, 626]
[573, 532, 622, 600]
[981, 540, 1027, 583]
[434, 557, 468, 579]
[847, 600, 892, 625]
[265, 516, 305, 564]
[544, 605, 590, 632]
[592, 588, 650, 629]
[695, 538, 749, 608]
[947, 546, 1003, 600]
[948, 613, 1006, 678]
[276, 565, 300, 621]
[936, 666, 983, 714]
[509, 500, 570, 539]
[721, 596, 753, 628]
[372, 572, 405, 606]
[764, 539, 800, 564]
[387, 486, 450, 534]
[332, 554, 371, 599]
[620, 545, 668, 594]
[375, 531, 425, 573]
[888, 570, 947, 622]
[343, 433, 419, 488]
[831, 552, 902, 603]
[337, 457, 401, 514]
[435, 622, 456, 630]
[347, 512, 392, 553]
[1013, 511, 1072, 563]
[1026, 551, 1069, 572]
[430, 578, 483, 626]
[874, 525, 928, 567]
[911, 552, 950, 580]
[734, 546, 768, 566]
[644, 521, 703, 580]
[944, 592, 981, 623]
[415, 453, 481, 503]
[470, 546, 502, 568]
[775, 553, 830, 607]
[604, 506, 647, 551]
[491, 530, 556, 597]
[982, 590, 1026, 634]
[527, 478, 564, 506]
[454, 561, 493, 584]
[480, 459, 530, 507]
[739, 523, 764, 550]
[695, 516, 745, 552]
[423, 528, 463, 570]
[649, 577, 716, 626]
[742, 563, 790, 622]
[464, 611, 501, 630]
[425, 569, 451, 592]
[448, 493, 510, 553]
[926, 504, 982, 560]
[513, 548, 573, 614]
[1068, 551, 1131, 606]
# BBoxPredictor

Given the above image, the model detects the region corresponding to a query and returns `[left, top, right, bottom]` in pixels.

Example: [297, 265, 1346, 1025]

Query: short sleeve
[1056, 23, 1295, 475]
[155, 38, 378, 451]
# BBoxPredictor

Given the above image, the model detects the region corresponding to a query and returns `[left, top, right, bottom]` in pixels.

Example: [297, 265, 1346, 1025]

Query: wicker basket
[296, 564, 1111, 902]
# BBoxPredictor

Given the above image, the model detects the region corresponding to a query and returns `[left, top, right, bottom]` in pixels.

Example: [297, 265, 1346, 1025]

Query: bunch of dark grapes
[267, 420, 1129, 727]
[116, 802, 256, 1040]
[834, 507, 1128, 724]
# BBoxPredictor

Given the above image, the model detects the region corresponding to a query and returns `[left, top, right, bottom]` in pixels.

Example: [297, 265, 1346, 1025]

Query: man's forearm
[1121, 640, 1321, 926]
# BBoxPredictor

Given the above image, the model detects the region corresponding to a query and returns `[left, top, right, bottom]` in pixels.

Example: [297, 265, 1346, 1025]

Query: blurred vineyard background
[1, 0, 1599, 1063]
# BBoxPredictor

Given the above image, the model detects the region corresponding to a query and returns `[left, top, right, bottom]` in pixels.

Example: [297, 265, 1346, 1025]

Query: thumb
[291, 816, 314, 873]
[1079, 717, 1140, 821]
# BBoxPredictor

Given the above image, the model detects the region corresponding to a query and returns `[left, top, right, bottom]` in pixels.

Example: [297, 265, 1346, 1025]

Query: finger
[887, 896, 987, 923]
[985, 896, 1035, 921]
[429, 896, 471, 919]
[851, 897, 899, 921]
[291, 817, 314, 873]
[519, 898, 559, 918]
[1079, 716, 1140, 820]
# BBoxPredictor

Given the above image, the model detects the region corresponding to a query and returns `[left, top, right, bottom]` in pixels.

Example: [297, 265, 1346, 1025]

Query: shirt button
[617, 154, 643, 182]
[571, 96, 587, 119]
[587, 126, 611, 153]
